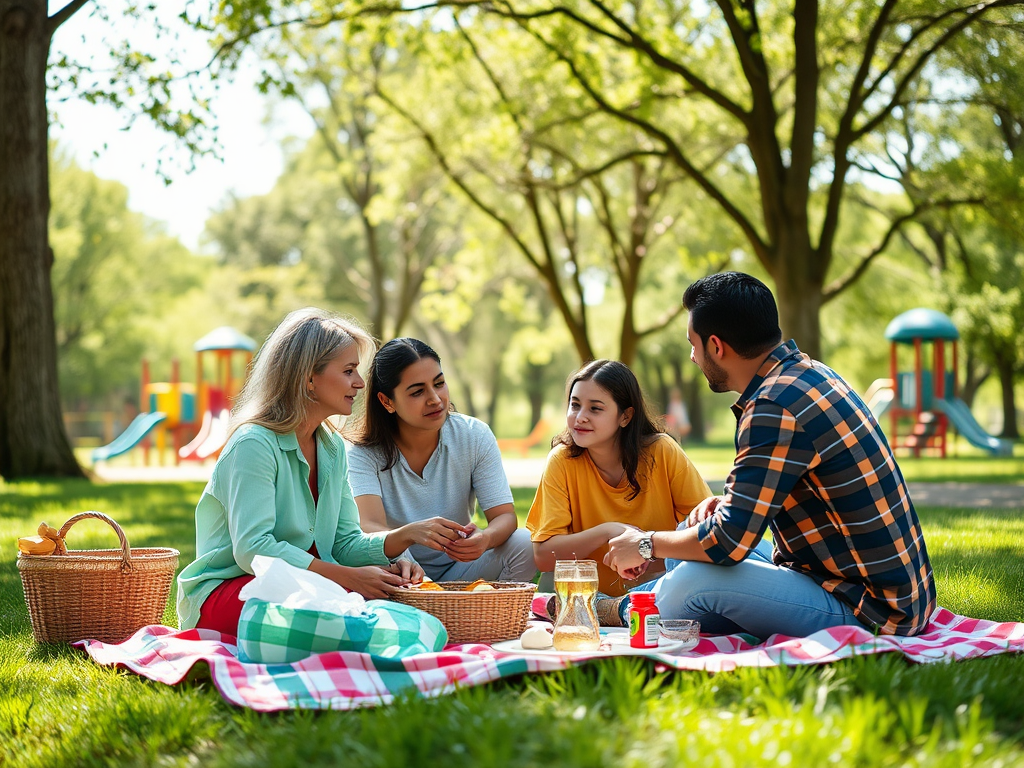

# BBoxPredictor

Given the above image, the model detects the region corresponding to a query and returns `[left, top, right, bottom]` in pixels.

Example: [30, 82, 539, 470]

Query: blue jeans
[631, 537, 861, 640]
[426, 528, 537, 583]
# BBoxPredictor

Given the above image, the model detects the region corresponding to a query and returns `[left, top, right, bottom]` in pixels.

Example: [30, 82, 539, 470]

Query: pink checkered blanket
[75, 607, 1023, 712]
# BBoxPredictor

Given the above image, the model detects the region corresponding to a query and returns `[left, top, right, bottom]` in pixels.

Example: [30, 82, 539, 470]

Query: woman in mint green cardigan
[177, 308, 425, 634]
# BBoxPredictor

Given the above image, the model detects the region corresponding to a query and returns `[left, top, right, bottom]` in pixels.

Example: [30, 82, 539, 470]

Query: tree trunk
[0, 1, 83, 478]
[485, 354, 501, 429]
[525, 362, 546, 433]
[771, 235, 824, 361]
[681, 371, 705, 444]
[959, 347, 989, 409]
[994, 351, 1019, 439]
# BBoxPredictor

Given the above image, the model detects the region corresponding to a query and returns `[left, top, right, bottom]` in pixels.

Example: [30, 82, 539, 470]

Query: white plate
[490, 628, 695, 657]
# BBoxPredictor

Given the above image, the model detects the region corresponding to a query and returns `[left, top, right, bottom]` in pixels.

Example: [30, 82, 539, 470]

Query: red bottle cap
[629, 592, 656, 606]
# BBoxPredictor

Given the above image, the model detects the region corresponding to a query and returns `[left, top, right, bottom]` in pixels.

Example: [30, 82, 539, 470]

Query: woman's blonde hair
[229, 308, 375, 437]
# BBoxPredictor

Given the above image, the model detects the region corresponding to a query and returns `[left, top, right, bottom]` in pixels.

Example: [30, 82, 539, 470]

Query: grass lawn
[2, 479, 1023, 768]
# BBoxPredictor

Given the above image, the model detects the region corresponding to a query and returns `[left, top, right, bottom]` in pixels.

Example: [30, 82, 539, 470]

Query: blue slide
[935, 399, 1013, 457]
[91, 412, 168, 463]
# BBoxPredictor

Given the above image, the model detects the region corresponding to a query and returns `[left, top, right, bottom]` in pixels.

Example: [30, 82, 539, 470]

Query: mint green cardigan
[176, 423, 389, 629]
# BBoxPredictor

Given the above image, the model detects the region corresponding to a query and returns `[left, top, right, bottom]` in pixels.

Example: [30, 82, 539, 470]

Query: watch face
[639, 537, 653, 560]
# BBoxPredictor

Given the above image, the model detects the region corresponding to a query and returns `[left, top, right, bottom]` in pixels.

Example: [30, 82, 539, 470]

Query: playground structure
[496, 418, 554, 456]
[91, 327, 257, 465]
[863, 308, 1011, 457]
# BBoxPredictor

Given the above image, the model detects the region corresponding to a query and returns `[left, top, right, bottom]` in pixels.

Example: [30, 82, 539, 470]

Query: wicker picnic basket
[17, 511, 179, 644]
[390, 581, 536, 644]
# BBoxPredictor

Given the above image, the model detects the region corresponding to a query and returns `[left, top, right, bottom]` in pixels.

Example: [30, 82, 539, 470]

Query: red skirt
[196, 544, 319, 637]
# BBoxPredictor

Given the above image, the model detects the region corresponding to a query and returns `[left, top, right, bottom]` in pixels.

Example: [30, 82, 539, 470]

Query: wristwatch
[638, 531, 656, 561]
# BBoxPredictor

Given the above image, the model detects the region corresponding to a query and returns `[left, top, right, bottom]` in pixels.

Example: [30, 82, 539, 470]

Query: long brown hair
[552, 359, 664, 500]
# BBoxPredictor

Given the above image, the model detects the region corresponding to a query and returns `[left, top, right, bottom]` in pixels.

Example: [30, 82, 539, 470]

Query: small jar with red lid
[628, 592, 660, 649]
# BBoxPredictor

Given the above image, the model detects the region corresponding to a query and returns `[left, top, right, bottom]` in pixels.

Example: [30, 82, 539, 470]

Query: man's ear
[706, 334, 727, 360]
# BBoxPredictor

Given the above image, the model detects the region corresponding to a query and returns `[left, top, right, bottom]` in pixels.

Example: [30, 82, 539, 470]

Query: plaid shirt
[697, 340, 936, 636]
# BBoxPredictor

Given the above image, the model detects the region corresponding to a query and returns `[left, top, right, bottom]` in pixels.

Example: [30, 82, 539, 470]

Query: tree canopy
[207, 0, 1024, 358]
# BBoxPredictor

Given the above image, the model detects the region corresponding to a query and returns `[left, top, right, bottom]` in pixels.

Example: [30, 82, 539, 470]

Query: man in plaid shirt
[606, 272, 936, 638]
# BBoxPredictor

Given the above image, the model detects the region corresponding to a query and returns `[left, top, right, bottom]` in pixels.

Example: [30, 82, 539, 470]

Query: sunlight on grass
[1, 479, 1023, 767]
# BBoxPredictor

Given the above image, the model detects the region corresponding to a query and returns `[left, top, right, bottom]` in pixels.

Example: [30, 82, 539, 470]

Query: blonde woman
[177, 308, 424, 635]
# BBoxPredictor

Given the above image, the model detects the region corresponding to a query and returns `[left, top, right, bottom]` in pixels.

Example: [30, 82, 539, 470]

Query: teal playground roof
[194, 326, 258, 353]
[884, 308, 960, 343]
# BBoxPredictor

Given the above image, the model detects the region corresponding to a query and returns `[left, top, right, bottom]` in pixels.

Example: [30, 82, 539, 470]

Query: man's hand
[603, 528, 647, 577]
[686, 495, 722, 528]
[443, 523, 489, 562]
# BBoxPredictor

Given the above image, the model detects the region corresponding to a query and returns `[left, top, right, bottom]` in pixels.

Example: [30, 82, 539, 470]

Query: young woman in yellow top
[526, 360, 712, 599]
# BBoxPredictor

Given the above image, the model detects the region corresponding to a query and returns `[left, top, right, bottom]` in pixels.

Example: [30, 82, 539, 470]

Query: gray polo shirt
[347, 412, 514, 571]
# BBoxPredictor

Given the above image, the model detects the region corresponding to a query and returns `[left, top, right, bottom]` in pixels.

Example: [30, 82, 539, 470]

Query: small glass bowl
[659, 619, 700, 644]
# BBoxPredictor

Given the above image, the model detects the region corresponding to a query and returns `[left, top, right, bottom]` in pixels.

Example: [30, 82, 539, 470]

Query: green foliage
[49, 147, 210, 406]
[49, 5, 221, 179]
[41, 0, 1024, 440]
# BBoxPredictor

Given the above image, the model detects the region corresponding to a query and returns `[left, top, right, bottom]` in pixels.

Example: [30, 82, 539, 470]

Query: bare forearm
[651, 526, 713, 563]
[308, 558, 351, 587]
[382, 527, 416, 560]
[480, 512, 516, 549]
[533, 523, 624, 571]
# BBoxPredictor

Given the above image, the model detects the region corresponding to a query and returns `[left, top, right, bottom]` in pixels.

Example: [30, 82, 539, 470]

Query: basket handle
[57, 511, 133, 572]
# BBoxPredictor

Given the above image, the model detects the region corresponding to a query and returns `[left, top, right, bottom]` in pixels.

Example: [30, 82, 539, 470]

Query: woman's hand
[686, 496, 721, 528]
[443, 523, 488, 562]
[400, 517, 472, 551]
[334, 565, 407, 599]
[388, 559, 424, 584]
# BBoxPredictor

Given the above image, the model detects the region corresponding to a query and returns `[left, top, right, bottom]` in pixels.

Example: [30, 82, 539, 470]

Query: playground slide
[935, 398, 1014, 457]
[863, 378, 895, 421]
[178, 409, 229, 461]
[178, 410, 213, 460]
[91, 412, 168, 463]
[194, 409, 230, 460]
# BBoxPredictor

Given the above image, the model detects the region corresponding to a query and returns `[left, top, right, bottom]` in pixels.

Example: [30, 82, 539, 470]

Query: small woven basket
[390, 581, 536, 644]
[17, 511, 179, 644]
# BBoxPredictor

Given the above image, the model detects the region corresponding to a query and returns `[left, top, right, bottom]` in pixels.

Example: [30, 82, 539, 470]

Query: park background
[25, 2, 1023, 459]
[2, 2, 1024, 767]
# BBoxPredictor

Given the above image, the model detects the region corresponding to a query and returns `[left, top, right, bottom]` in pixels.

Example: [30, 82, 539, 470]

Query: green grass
[2, 479, 1023, 768]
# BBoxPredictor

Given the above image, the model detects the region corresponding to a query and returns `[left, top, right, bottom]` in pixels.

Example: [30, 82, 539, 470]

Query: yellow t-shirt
[526, 435, 712, 595]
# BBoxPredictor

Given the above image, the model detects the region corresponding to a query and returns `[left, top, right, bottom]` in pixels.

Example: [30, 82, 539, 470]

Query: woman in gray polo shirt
[347, 338, 536, 583]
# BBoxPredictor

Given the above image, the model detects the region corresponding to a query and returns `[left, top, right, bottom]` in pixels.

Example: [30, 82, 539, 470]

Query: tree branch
[855, 1, 1014, 140]
[48, 0, 90, 36]
[822, 197, 983, 301]
[636, 302, 688, 339]
[522, 26, 769, 263]
[818, 0, 900, 266]
[529, 145, 667, 190]
[579, 0, 749, 122]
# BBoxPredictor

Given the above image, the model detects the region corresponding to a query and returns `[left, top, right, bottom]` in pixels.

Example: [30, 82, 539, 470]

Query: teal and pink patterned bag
[237, 598, 448, 664]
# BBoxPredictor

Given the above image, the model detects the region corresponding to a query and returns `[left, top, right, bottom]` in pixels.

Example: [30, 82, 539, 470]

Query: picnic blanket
[75, 607, 1024, 712]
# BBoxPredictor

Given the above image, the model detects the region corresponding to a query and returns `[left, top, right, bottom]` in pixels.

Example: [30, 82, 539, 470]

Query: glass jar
[552, 559, 601, 651]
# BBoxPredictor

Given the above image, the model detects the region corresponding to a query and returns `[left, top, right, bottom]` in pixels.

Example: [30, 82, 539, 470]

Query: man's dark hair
[682, 272, 782, 359]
